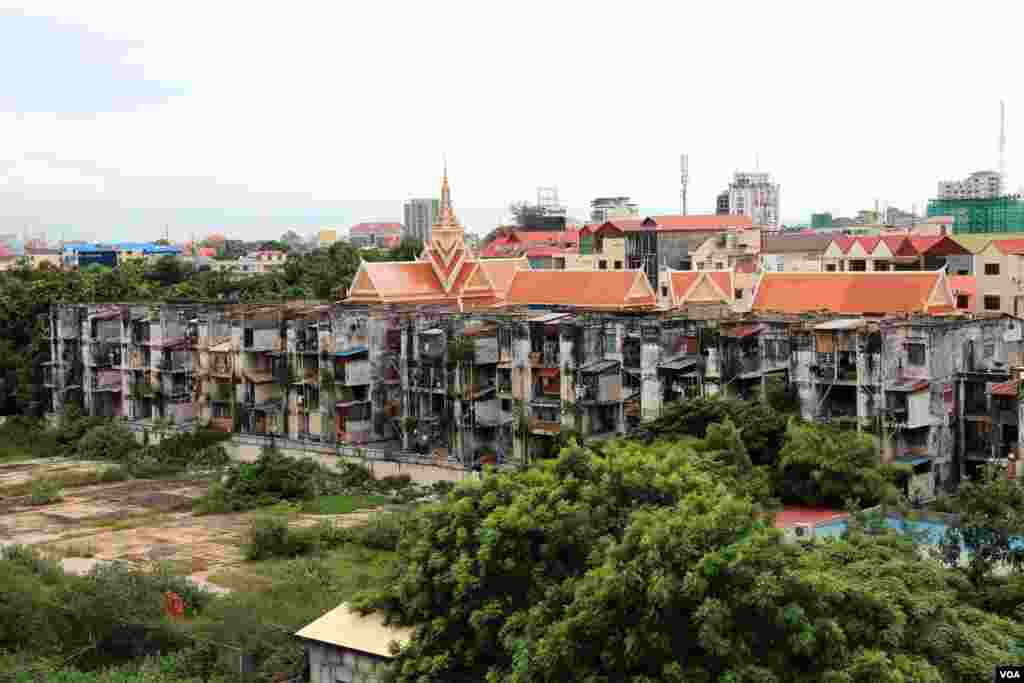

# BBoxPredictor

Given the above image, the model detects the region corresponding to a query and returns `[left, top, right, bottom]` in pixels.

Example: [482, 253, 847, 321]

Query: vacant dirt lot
[0, 458, 385, 591]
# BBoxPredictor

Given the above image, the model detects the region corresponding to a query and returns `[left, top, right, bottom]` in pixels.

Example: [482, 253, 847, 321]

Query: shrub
[376, 474, 412, 492]
[29, 478, 63, 506]
[195, 446, 348, 513]
[98, 466, 131, 483]
[76, 423, 139, 461]
[350, 512, 407, 552]
[430, 480, 455, 498]
[246, 517, 293, 560]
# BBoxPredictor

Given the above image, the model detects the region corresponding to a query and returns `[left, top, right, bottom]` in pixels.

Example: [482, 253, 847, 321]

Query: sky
[0, 1, 1022, 243]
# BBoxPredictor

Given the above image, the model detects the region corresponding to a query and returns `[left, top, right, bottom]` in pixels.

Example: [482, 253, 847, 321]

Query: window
[985, 263, 1000, 275]
[825, 264, 837, 272]
[873, 261, 890, 271]
[957, 269, 969, 276]
[907, 343, 926, 366]
[849, 260, 867, 272]
[984, 343, 995, 359]
[614, 260, 622, 270]
[714, 262, 724, 270]
[660, 286, 668, 297]
[598, 260, 607, 270]
[956, 294, 970, 309]
[984, 295, 1001, 311]
[734, 289, 742, 300]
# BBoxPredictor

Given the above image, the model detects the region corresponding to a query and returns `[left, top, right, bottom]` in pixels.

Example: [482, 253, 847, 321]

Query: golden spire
[437, 158, 456, 226]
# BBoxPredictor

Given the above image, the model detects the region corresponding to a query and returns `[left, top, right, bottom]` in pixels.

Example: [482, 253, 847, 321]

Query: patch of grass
[300, 494, 389, 515]
[50, 542, 98, 559]
[204, 568, 276, 593]
[98, 466, 132, 483]
[0, 468, 105, 497]
[29, 478, 64, 506]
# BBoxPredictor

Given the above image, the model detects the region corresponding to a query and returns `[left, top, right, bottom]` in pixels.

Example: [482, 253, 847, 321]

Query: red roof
[505, 270, 656, 309]
[350, 222, 403, 235]
[639, 215, 753, 232]
[526, 246, 571, 257]
[752, 271, 950, 315]
[829, 235, 918, 257]
[478, 258, 528, 297]
[949, 274, 975, 295]
[909, 235, 969, 256]
[992, 239, 1024, 256]
[509, 230, 579, 245]
[992, 380, 1020, 398]
[723, 323, 765, 339]
[773, 506, 848, 529]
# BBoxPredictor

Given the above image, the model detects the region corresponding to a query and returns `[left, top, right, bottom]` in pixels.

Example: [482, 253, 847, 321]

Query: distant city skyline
[1, 4, 1020, 244]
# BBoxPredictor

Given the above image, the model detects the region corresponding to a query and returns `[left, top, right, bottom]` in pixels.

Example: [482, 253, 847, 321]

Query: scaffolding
[927, 196, 1024, 233]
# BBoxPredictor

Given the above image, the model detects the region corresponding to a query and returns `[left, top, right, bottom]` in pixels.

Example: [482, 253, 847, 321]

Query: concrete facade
[45, 303, 1024, 493]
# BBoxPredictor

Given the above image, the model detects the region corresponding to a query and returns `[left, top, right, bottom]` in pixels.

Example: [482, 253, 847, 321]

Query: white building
[403, 198, 439, 243]
[589, 196, 639, 223]
[723, 171, 780, 227]
[937, 170, 1003, 200]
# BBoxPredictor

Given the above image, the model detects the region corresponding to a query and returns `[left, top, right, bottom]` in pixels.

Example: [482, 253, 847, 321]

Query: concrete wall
[307, 642, 393, 683]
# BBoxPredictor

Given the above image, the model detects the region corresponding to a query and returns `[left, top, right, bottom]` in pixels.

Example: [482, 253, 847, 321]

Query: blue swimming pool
[813, 517, 1024, 553]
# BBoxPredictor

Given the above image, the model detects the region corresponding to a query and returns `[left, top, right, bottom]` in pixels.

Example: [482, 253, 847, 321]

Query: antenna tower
[679, 154, 689, 215]
[1000, 100, 1008, 192]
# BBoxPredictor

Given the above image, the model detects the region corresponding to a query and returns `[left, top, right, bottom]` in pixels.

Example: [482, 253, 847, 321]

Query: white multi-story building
[937, 170, 1003, 200]
[723, 171, 780, 227]
[589, 196, 639, 223]
[403, 198, 440, 243]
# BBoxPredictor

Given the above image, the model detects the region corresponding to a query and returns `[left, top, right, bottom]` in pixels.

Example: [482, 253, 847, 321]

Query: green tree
[776, 420, 905, 508]
[635, 396, 789, 466]
[941, 464, 1024, 586]
[354, 443, 1024, 682]
[387, 238, 423, 262]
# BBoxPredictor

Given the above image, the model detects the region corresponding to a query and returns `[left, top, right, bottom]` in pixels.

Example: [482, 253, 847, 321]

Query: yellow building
[567, 220, 638, 271]
[318, 229, 338, 246]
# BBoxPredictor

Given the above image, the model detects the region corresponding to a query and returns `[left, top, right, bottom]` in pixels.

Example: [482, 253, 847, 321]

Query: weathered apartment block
[45, 303, 404, 447]
[44, 302, 1024, 497]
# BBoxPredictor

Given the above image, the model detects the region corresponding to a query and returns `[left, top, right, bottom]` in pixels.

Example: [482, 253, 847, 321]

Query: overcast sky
[0, 1, 1021, 243]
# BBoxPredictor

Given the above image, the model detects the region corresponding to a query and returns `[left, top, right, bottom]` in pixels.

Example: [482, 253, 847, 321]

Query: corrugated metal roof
[528, 312, 572, 324]
[579, 359, 619, 373]
[659, 356, 698, 371]
[894, 455, 932, 466]
[813, 319, 865, 330]
[334, 346, 369, 357]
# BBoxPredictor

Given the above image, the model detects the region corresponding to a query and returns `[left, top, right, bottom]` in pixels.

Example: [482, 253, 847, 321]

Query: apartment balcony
[157, 358, 191, 373]
[210, 358, 233, 379]
[529, 350, 559, 368]
[963, 399, 989, 417]
[295, 336, 320, 354]
[91, 372, 123, 393]
[529, 418, 562, 436]
[209, 416, 233, 433]
[43, 364, 56, 387]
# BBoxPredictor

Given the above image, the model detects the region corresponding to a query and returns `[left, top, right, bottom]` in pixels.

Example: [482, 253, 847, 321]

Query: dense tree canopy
[355, 437, 1024, 682]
